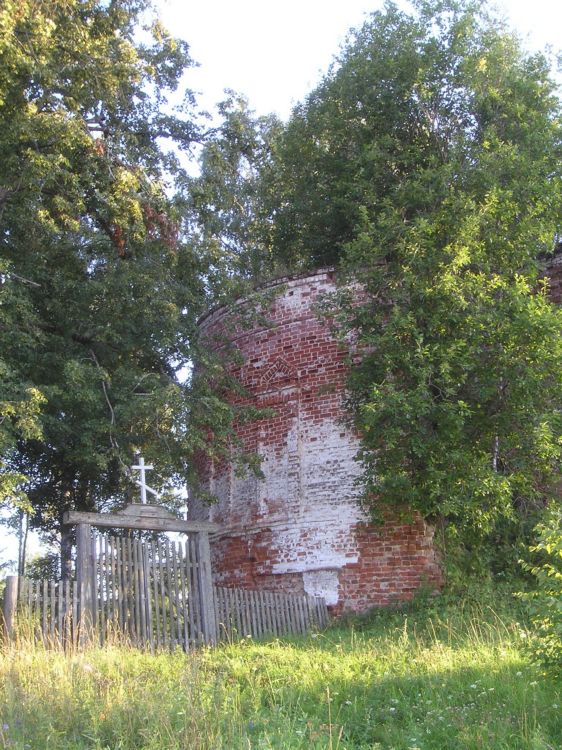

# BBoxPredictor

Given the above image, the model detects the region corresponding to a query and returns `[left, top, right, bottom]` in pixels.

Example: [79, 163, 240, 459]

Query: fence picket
[168, 541, 178, 648]
[183, 541, 195, 648]
[257, 590, 266, 635]
[150, 540, 161, 650]
[191, 536, 204, 643]
[156, 539, 168, 649]
[177, 541, 188, 650]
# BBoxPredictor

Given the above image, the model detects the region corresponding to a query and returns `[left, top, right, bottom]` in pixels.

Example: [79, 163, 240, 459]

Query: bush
[519, 503, 562, 673]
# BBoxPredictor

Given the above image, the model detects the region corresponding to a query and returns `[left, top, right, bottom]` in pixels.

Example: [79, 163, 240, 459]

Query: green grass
[1, 589, 560, 749]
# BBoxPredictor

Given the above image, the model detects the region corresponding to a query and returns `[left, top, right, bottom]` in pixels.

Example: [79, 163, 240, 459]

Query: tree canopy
[0, 0, 241, 554]
[2, 0, 562, 578]
[205, 0, 562, 568]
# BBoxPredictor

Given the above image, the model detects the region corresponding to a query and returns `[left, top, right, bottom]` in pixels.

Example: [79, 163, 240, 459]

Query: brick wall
[193, 269, 442, 613]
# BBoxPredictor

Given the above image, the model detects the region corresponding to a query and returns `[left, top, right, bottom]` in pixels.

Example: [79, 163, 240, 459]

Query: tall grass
[0, 589, 560, 749]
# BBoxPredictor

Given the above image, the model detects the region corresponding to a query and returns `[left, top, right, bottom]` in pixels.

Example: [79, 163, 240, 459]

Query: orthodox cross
[131, 455, 160, 504]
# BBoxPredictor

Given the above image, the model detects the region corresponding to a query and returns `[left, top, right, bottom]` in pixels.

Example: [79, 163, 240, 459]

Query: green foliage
[519, 504, 562, 673]
[0, 589, 561, 749]
[0, 356, 45, 509]
[185, 93, 284, 297]
[268, 0, 562, 271]
[0, 1, 244, 545]
[24, 551, 61, 581]
[260, 0, 562, 560]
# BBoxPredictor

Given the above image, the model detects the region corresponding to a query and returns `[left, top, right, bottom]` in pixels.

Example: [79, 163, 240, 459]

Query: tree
[262, 0, 562, 568]
[0, 0, 239, 565]
[184, 93, 283, 297]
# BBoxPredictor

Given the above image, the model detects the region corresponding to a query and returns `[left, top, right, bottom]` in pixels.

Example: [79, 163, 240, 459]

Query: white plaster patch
[270, 517, 360, 574]
[303, 570, 340, 606]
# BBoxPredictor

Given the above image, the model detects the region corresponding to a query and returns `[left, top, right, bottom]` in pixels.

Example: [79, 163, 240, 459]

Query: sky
[157, 0, 561, 121]
[1, 0, 560, 569]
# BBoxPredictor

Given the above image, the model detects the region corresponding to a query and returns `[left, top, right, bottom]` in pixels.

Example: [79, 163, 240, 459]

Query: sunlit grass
[0, 589, 560, 749]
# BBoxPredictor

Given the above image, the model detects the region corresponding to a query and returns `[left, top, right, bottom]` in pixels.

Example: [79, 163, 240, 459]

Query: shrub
[519, 503, 562, 673]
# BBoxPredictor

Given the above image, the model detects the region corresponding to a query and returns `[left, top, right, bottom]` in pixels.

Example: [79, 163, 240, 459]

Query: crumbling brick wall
[193, 256, 562, 613]
[193, 269, 441, 613]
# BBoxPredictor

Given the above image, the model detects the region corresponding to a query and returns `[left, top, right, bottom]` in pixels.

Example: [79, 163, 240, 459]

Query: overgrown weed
[0, 586, 560, 749]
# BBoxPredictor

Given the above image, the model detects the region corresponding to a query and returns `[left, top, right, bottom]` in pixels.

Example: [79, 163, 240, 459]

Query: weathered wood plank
[71, 580, 78, 647]
[125, 536, 137, 644]
[76, 523, 94, 637]
[150, 540, 161, 650]
[103, 535, 111, 639]
[177, 541, 190, 650]
[2, 576, 19, 639]
[98, 535, 105, 646]
[249, 589, 260, 638]
[143, 541, 154, 652]
[257, 590, 267, 636]
[134, 540, 145, 645]
[274, 591, 284, 636]
[182, 540, 196, 649]
[157, 539, 168, 649]
[196, 532, 217, 645]
[268, 592, 278, 637]
[227, 586, 236, 638]
[56, 580, 63, 644]
[64, 510, 218, 533]
[214, 586, 224, 639]
[41, 580, 48, 643]
[169, 540, 180, 648]
[49, 580, 56, 639]
[189, 536, 203, 643]
[115, 537, 124, 634]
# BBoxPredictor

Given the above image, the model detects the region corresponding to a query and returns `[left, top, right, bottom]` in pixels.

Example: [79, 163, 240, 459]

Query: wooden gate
[66, 503, 218, 647]
[2, 504, 330, 648]
[91, 532, 210, 650]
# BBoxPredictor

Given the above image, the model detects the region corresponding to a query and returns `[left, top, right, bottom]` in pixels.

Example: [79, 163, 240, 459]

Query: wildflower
[389, 707, 396, 712]
[2, 724, 8, 731]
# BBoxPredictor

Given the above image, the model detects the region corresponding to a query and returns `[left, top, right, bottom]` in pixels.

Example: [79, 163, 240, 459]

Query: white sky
[1, 0, 560, 569]
[158, 0, 561, 121]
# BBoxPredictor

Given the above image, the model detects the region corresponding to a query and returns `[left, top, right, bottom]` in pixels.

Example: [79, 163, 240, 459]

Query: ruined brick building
[191, 254, 562, 614]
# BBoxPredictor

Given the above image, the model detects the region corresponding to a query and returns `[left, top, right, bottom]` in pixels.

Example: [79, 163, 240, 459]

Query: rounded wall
[193, 269, 441, 613]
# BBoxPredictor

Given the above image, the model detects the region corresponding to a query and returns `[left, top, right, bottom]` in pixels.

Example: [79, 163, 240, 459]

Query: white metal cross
[131, 455, 160, 504]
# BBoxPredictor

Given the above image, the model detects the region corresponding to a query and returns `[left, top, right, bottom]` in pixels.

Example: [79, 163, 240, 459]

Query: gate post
[196, 531, 217, 645]
[76, 523, 95, 640]
[2, 575, 20, 640]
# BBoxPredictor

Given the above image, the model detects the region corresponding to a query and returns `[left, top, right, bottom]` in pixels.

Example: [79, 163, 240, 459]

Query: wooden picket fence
[6, 578, 80, 647]
[214, 585, 329, 640]
[2, 552, 329, 649]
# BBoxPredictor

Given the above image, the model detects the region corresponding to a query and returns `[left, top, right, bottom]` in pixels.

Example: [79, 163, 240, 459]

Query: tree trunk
[17, 510, 29, 577]
[60, 524, 73, 581]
